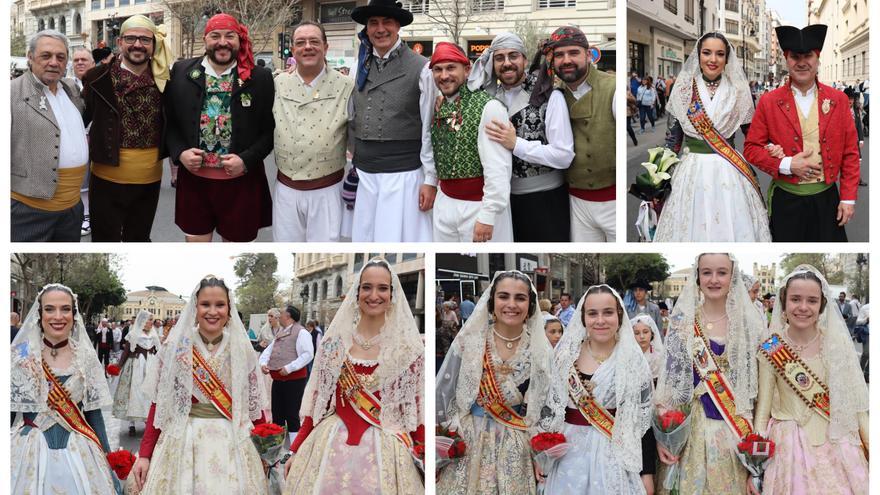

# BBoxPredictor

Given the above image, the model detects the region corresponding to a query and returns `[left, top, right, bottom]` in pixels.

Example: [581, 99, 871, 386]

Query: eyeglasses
[492, 52, 523, 64]
[121, 35, 154, 46]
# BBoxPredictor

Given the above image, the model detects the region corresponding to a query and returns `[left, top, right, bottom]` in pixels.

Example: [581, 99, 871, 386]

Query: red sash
[338, 359, 415, 451]
[566, 366, 614, 439]
[475, 341, 528, 430]
[686, 78, 764, 199]
[759, 334, 830, 421]
[42, 360, 104, 451]
[692, 320, 754, 439]
[191, 347, 233, 420]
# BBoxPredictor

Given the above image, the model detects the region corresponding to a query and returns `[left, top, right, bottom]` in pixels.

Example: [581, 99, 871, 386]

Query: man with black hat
[744, 24, 860, 242]
[627, 279, 662, 330]
[349, 0, 437, 242]
[535, 26, 616, 242]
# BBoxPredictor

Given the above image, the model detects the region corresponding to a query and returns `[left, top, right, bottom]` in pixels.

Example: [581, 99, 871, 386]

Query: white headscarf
[667, 32, 754, 138]
[299, 258, 424, 434]
[768, 265, 868, 441]
[125, 309, 153, 350]
[551, 285, 653, 473]
[11, 284, 111, 413]
[655, 254, 763, 415]
[436, 270, 561, 434]
[466, 32, 528, 93]
[142, 276, 265, 440]
[630, 313, 666, 357]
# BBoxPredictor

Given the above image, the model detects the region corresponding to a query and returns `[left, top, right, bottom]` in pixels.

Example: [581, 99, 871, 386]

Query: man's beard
[122, 47, 149, 66]
[440, 80, 464, 98]
[497, 65, 524, 86]
[556, 63, 587, 83]
[207, 46, 239, 65]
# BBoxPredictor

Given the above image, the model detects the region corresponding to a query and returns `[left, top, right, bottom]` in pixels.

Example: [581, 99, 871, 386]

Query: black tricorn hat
[629, 279, 653, 291]
[775, 24, 827, 54]
[92, 47, 112, 62]
[351, 0, 414, 27]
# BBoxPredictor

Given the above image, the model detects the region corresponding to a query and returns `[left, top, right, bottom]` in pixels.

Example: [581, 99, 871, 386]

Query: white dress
[112, 332, 160, 421]
[654, 78, 771, 242]
[544, 362, 647, 495]
[10, 365, 118, 495]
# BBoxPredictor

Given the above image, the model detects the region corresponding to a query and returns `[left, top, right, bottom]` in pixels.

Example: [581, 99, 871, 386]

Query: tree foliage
[11, 254, 126, 320]
[780, 253, 843, 285]
[234, 253, 279, 319]
[512, 17, 548, 61]
[601, 254, 670, 293]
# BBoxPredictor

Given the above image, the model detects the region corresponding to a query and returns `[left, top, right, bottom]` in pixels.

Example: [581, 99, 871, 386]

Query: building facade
[808, 0, 869, 87]
[627, 0, 717, 79]
[752, 262, 777, 296]
[716, 0, 764, 82]
[23, 0, 89, 50]
[113, 286, 186, 321]
[292, 253, 426, 332]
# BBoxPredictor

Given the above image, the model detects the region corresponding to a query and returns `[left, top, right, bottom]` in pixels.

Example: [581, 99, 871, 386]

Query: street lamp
[57, 254, 64, 284]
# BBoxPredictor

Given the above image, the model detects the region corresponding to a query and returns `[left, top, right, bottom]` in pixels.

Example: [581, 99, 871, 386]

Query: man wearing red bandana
[163, 13, 274, 242]
[744, 24, 859, 241]
[429, 42, 513, 242]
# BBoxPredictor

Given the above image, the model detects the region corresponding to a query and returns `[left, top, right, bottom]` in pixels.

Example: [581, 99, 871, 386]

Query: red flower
[737, 434, 775, 457]
[106, 364, 120, 376]
[200, 114, 210, 126]
[251, 423, 285, 437]
[413, 443, 425, 460]
[448, 440, 467, 458]
[530, 432, 567, 452]
[106, 449, 136, 479]
[659, 410, 686, 431]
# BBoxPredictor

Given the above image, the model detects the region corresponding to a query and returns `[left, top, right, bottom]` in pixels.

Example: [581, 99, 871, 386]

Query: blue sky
[766, 0, 807, 27]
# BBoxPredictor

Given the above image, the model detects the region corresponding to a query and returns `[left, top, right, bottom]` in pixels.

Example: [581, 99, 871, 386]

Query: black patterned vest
[432, 85, 493, 180]
[508, 74, 553, 179]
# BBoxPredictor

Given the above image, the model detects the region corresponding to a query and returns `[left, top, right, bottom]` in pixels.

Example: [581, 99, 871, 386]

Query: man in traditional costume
[744, 24, 859, 241]
[536, 26, 616, 242]
[429, 42, 513, 242]
[626, 279, 663, 330]
[259, 305, 313, 442]
[349, 0, 437, 242]
[11, 30, 89, 242]
[467, 32, 575, 242]
[273, 21, 353, 241]
[164, 13, 274, 242]
[82, 14, 172, 241]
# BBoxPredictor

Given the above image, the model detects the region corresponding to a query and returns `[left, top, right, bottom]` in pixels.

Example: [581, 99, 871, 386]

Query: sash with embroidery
[692, 320, 754, 438]
[191, 347, 233, 420]
[338, 359, 416, 452]
[42, 360, 104, 451]
[686, 78, 763, 199]
[475, 341, 528, 431]
[759, 334, 830, 421]
[566, 366, 614, 439]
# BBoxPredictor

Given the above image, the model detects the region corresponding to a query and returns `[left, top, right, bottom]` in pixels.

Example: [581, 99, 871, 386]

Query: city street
[625, 114, 870, 242]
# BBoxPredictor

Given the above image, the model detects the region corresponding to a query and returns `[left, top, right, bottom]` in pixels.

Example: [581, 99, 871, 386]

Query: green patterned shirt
[431, 85, 493, 180]
[199, 72, 234, 168]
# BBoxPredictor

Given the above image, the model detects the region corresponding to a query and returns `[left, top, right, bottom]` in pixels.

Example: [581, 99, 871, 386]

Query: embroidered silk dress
[436, 335, 537, 494]
[11, 364, 118, 495]
[755, 346, 868, 494]
[654, 77, 771, 242]
[284, 355, 424, 494]
[112, 331, 160, 421]
[139, 334, 267, 495]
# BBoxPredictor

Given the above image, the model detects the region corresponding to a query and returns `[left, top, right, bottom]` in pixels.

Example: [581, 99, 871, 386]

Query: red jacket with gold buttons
[743, 81, 860, 201]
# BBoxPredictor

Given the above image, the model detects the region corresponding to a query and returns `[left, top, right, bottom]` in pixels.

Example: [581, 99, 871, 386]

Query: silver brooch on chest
[39, 96, 47, 111]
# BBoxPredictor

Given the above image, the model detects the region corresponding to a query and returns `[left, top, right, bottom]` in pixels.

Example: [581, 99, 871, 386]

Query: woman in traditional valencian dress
[283, 258, 424, 494]
[755, 265, 868, 494]
[654, 32, 772, 242]
[655, 254, 764, 494]
[130, 276, 267, 494]
[632, 314, 666, 381]
[11, 284, 120, 494]
[545, 285, 653, 494]
[436, 270, 560, 494]
[113, 309, 161, 436]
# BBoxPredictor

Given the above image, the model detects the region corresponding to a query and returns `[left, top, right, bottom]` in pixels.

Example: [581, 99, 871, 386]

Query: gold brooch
[821, 98, 831, 115]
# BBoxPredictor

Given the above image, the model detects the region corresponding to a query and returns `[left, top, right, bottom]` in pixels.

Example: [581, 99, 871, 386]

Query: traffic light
[278, 32, 292, 58]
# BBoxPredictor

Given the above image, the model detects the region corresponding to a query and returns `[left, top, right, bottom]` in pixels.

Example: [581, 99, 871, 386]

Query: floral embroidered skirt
[141, 417, 267, 495]
[436, 412, 536, 495]
[284, 414, 423, 495]
[762, 418, 868, 495]
[657, 404, 747, 495]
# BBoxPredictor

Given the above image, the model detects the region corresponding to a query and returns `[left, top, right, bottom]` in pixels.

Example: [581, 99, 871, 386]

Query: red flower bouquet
[658, 409, 687, 432]
[251, 423, 285, 438]
[106, 449, 136, 480]
[736, 433, 775, 493]
[106, 364, 121, 376]
[652, 405, 692, 493]
[530, 432, 570, 493]
[436, 425, 468, 471]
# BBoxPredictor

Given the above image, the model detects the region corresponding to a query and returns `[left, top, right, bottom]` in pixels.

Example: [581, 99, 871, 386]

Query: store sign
[655, 37, 683, 62]
[320, 2, 356, 24]
[467, 40, 493, 58]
